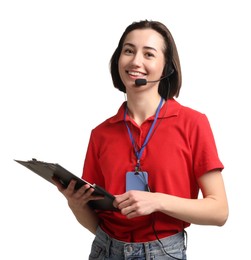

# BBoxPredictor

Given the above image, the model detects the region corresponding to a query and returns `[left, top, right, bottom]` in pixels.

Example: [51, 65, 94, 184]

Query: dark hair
[110, 20, 182, 99]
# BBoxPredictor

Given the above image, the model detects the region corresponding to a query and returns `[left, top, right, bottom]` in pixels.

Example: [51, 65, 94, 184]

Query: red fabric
[82, 99, 224, 242]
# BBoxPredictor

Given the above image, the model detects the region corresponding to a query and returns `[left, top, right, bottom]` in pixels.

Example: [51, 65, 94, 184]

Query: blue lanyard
[124, 97, 164, 171]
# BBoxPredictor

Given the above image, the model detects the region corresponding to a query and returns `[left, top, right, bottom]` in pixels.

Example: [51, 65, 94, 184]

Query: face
[118, 28, 166, 90]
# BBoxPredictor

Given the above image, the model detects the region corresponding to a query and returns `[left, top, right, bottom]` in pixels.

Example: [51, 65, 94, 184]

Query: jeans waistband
[95, 226, 187, 259]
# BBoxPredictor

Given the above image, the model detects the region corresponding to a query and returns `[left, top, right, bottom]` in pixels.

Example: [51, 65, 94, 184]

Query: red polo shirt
[82, 98, 224, 242]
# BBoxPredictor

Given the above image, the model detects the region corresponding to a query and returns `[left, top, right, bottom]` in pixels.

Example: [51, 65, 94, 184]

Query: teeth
[128, 71, 145, 76]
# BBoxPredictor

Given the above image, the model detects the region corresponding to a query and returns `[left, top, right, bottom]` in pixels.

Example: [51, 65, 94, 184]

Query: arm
[114, 170, 228, 226]
[158, 170, 229, 226]
[52, 178, 101, 234]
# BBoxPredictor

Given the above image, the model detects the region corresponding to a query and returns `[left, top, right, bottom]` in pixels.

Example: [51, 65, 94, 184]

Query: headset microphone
[135, 69, 174, 87]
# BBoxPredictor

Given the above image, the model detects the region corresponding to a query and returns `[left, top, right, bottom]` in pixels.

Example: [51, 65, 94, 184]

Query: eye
[145, 52, 155, 58]
[123, 48, 134, 55]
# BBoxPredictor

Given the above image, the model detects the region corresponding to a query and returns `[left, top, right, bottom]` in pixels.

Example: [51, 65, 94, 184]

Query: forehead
[123, 29, 165, 51]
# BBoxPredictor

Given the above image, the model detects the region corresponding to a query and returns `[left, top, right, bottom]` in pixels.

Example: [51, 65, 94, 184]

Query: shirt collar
[109, 98, 181, 124]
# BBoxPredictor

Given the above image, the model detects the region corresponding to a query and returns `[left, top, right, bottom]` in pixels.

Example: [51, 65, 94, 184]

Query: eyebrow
[123, 43, 158, 52]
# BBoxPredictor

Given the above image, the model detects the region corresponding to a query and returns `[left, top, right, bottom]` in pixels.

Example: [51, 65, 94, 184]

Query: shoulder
[170, 99, 208, 122]
[167, 100, 215, 138]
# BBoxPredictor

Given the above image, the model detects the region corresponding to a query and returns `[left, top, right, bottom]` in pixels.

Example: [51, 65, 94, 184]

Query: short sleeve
[190, 114, 224, 179]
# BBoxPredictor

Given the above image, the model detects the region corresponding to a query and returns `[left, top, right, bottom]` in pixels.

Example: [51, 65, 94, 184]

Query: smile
[127, 71, 146, 77]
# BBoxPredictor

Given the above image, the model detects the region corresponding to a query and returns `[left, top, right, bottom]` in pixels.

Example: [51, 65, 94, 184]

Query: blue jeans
[89, 226, 187, 260]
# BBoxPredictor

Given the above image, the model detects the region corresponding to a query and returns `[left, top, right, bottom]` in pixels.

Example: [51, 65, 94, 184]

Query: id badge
[126, 171, 148, 191]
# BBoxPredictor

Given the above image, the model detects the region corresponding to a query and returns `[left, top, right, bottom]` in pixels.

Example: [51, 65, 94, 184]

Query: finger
[72, 184, 92, 199]
[89, 195, 106, 201]
[51, 177, 65, 191]
[86, 188, 105, 200]
[121, 205, 137, 218]
[116, 196, 133, 210]
[76, 184, 92, 194]
[125, 210, 138, 219]
[114, 194, 130, 208]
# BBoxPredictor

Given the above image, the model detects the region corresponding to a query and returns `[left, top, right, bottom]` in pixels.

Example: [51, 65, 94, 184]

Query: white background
[1, 0, 250, 259]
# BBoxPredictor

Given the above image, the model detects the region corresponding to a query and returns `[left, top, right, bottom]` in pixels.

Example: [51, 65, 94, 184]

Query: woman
[54, 20, 228, 259]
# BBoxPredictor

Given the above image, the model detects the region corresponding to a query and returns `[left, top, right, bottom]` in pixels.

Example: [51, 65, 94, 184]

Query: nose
[130, 52, 143, 66]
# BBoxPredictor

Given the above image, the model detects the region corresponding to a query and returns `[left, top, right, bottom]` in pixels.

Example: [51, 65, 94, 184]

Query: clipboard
[15, 158, 117, 211]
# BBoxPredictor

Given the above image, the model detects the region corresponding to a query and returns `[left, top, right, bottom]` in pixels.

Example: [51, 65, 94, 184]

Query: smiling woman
[119, 29, 166, 85]
[53, 20, 228, 260]
[111, 20, 182, 100]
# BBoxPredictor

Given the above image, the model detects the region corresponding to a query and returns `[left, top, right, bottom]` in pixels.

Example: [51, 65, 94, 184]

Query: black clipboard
[15, 158, 117, 211]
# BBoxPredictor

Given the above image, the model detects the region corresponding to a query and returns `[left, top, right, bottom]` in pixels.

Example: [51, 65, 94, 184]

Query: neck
[126, 94, 163, 126]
